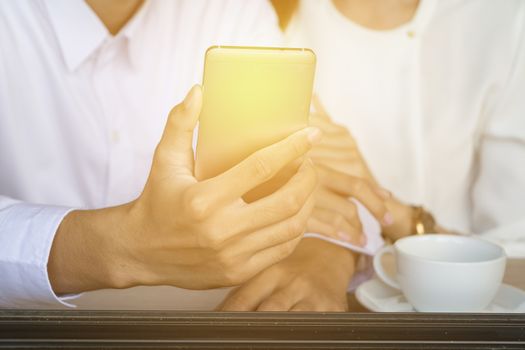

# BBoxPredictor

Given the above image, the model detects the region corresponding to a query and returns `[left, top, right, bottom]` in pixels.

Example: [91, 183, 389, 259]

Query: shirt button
[407, 30, 415, 38]
[111, 130, 120, 143]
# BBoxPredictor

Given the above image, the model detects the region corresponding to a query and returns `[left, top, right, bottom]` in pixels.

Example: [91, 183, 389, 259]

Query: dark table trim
[0, 310, 524, 349]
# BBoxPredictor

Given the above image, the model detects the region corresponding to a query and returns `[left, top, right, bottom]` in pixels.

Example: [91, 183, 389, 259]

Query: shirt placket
[93, 39, 135, 206]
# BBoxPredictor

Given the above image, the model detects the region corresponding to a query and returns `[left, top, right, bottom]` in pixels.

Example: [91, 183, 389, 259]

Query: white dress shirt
[286, 0, 525, 257]
[0, 0, 282, 308]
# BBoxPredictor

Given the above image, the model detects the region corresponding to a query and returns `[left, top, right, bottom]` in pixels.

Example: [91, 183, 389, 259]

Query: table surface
[501, 258, 525, 288]
[1, 260, 523, 349]
[70, 258, 525, 312]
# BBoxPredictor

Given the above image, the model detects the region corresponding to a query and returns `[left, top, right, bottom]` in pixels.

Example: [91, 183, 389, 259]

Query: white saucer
[355, 277, 525, 313]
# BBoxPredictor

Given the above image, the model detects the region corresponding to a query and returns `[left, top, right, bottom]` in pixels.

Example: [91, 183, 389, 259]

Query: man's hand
[48, 85, 321, 294]
[218, 238, 355, 312]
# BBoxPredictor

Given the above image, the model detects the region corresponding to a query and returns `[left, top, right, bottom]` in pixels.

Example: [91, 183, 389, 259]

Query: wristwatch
[411, 205, 437, 235]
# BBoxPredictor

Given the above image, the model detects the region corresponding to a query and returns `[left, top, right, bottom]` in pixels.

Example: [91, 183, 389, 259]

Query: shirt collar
[119, 1, 150, 69]
[44, 0, 149, 71]
[44, 0, 108, 71]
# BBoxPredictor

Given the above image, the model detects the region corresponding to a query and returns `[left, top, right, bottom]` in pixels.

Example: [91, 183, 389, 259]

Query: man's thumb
[156, 85, 202, 173]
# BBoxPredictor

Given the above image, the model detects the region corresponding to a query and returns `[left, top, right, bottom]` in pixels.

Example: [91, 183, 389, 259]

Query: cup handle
[373, 245, 400, 290]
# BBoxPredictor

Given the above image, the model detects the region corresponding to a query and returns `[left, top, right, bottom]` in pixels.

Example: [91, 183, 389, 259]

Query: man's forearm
[47, 205, 135, 294]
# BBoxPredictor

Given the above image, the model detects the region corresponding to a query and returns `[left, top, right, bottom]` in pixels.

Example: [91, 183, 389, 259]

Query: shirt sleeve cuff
[0, 201, 80, 308]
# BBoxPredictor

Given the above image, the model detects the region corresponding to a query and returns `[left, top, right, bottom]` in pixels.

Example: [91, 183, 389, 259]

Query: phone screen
[195, 46, 316, 200]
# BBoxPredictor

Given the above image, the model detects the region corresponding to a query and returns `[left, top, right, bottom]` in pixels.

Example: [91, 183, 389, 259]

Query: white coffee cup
[373, 234, 506, 312]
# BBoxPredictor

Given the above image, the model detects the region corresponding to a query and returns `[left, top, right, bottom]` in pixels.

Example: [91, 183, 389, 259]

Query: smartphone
[195, 46, 316, 200]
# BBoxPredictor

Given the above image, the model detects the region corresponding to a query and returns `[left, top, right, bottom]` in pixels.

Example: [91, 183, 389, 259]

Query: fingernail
[383, 212, 394, 226]
[359, 234, 367, 247]
[183, 85, 199, 109]
[337, 231, 352, 242]
[305, 127, 322, 144]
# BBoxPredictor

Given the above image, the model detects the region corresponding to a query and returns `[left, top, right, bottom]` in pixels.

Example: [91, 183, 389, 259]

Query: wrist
[381, 198, 413, 240]
[48, 204, 139, 294]
[95, 203, 148, 290]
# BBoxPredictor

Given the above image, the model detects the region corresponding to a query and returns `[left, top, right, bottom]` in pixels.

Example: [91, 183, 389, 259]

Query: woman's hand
[305, 96, 393, 244]
[306, 164, 392, 245]
[309, 96, 374, 180]
[218, 238, 355, 312]
[308, 96, 415, 241]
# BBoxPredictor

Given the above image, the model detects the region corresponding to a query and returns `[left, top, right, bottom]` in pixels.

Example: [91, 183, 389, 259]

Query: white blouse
[286, 0, 525, 257]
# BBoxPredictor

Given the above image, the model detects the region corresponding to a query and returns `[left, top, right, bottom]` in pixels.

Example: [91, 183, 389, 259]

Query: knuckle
[288, 135, 309, 158]
[184, 190, 210, 221]
[284, 193, 304, 215]
[286, 217, 305, 239]
[166, 104, 186, 128]
[171, 102, 189, 118]
[251, 153, 274, 182]
[352, 178, 367, 194]
[222, 267, 245, 286]
[199, 231, 222, 250]
[275, 240, 298, 261]
[216, 250, 234, 269]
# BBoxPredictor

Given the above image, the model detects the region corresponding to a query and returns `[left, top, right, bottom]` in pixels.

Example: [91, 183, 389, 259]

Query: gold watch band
[411, 205, 437, 235]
